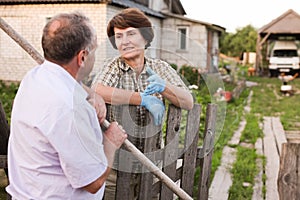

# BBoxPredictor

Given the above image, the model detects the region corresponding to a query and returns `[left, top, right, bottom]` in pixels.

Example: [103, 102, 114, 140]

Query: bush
[0, 81, 19, 123]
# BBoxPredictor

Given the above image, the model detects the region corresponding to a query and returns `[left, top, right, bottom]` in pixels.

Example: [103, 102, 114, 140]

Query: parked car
[268, 40, 300, 77]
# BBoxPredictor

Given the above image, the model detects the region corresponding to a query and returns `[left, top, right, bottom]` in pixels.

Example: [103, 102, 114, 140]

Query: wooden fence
[111, 103, 217, 200]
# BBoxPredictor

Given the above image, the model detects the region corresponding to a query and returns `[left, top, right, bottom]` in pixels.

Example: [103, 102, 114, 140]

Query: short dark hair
[42, 12, 94, 64]
[107, 8, 154, 49]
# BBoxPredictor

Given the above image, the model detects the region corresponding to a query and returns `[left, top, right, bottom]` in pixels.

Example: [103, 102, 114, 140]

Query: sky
[180, 0, 300, 33]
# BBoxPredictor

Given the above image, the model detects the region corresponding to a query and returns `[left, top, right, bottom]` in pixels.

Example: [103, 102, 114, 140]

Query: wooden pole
[0, 17, 44, 64]
[0, 17, 193, 200]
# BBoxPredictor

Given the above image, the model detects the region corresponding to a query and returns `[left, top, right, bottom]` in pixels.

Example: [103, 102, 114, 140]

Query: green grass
[228, 146, 257, 200]
[228, 113, 263, 199]
[248, 75, 300, 130]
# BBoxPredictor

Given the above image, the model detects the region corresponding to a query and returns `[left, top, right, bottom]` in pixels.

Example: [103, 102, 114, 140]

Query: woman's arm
[92, 83, 142, 105]
[162, 83, 194, 110]
[144, 67, 194, 110]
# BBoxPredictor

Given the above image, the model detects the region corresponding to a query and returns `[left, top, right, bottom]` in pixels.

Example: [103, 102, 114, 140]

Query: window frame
[177, 26, 189, 51]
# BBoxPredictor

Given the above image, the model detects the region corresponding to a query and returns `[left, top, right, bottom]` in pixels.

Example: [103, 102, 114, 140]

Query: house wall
[0, 4, 163, 82]
[161, 17, 208, 70]
[0, 3, 109, 82]
[209, 30, 220, 71]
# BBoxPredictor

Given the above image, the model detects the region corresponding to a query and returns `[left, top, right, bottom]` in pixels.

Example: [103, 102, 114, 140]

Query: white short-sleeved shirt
[6, 60, 107, 200]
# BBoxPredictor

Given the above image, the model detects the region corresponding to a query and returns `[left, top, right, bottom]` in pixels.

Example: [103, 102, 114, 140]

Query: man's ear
[77, 50, 86, 67]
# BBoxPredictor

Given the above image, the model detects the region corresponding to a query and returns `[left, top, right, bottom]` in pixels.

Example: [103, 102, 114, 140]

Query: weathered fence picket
[278, 143, 300, 200]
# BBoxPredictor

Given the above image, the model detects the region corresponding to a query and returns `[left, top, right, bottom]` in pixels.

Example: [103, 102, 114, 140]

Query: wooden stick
[0, 17, 193, 200]
[0, 17, 44, 64]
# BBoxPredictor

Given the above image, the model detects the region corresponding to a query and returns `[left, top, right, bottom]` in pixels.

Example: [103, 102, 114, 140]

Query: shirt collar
[118, 57, 149, 75]
[42, 60, 88, 99]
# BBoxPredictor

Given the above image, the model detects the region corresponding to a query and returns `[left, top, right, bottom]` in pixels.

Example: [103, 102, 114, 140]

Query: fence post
[278, 143, 300, 200]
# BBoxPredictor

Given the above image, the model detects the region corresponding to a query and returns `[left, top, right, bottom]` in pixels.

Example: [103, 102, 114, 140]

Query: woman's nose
[121, 35, 130, 44]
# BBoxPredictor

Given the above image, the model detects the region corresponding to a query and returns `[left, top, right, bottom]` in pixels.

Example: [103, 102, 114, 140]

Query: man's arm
[82, 122, 127, 194]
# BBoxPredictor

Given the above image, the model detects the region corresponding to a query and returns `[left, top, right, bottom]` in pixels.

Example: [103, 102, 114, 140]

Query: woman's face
[114, 27, 147, 59]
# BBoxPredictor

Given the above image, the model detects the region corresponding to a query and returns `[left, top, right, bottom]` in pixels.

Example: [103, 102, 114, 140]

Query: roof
[162, 11, 225, 33]
[0, 0, 102, 3]
[163, 0, 186, 15]
[258, 9, 300, 39]
[109, 0, 165, 18]
[0, 0, 165, 18]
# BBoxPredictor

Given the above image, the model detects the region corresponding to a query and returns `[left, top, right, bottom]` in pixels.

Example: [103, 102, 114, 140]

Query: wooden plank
[139, 172, 153, 200]
[140, 120, 161, 200]
[252, 138, 264, 200]
[115, 155, 133, 199]
[263, 117, 279, 200]
[228, 119, 246, 146]
[208, 146, 236, 200]
[198, 104, 217, 200]
[209, 109, 247, 200]
[160, 105, 181, 200]
[115, 105, 136, 200]
[271, 117, 287, 155]
[181, 104, 201, 196]
[285, 131, 300, 143]
[278, 143, 300, 200]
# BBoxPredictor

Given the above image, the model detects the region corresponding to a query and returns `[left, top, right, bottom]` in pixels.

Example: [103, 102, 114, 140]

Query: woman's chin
[121, 52, 140, 59]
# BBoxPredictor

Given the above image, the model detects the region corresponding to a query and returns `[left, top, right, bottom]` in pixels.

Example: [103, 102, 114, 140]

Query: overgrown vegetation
[0, 81, 18, 123]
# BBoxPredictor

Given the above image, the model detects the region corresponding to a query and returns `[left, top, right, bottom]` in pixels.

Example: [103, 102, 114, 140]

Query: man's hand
[144, 67, 166, 95]
[87, 90, 107, 124]
[104, 122, 127, 150]
[140, 93, 165, 125]
[103, 121, 127, 167]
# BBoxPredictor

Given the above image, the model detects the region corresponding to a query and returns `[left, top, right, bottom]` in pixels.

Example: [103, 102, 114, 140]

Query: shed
[255, 9, 300, 74]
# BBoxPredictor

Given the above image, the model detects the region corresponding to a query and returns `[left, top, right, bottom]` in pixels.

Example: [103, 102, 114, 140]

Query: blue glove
[140, 93, 165, 126]
[144, 67, 166, 95]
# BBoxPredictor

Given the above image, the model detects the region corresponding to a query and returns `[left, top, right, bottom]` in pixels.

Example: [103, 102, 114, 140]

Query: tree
[220, 25, 257, 58]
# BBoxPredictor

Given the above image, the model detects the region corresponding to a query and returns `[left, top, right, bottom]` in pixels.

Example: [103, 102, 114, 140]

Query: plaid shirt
[92, 56, 188, 122]
[91, 56, 188, 154]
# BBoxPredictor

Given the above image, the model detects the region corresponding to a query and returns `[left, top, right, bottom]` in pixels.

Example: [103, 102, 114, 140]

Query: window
[177, 27, 188, 50]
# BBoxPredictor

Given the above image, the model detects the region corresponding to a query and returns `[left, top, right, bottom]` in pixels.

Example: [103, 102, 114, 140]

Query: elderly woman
[92, 8, 193, 124]
[91, 8, 193, 199]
